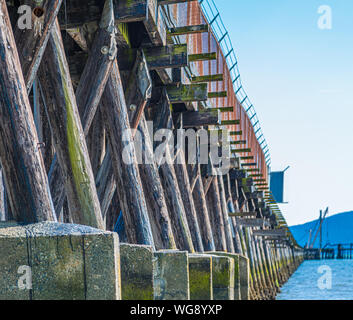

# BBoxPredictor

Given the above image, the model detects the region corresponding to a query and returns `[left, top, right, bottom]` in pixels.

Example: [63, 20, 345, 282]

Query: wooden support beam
[229, 169, 246, 179]
[190, 166, 216, 251]
[176, 109, 220, 128]
[249, 174, 263, 178]
[152, 91, 195, 252]
[217, 173, 235, 253]
[241, 156, 254, 160]
[229, 212, 257, 217]
[174, 152, 204, 252]
[208, 91, 227, 98]
[101, 59, 155, 246]
[242, 163, 257, 167]
[14, 0, 63, 92]
[143, 0, 167, 46]
[158, 0, 197, 5]
[230, 140, 247, 145]
[117, 44, 188, 71]
[189, 52, 217, 62]
[217, 106, 234, 113]
[168, 24, 209, 36]
[221, 120, 240, 126]
[0, 1, 56, 223]
[206, 176, 227, 251]
[166, 84, 208, 103]
[230, 131, 243, 136]
[46, 1, 117, 218]
[236, 218, 269, 228]
[233, 148, 251, 153]
[114, 0, 149, 23]
[40, 20, 104, 229]
[253, 229, 287, 237]
[191, 74, 223, 83]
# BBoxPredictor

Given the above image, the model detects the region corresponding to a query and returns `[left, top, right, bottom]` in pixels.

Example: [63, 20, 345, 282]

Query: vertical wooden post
[0, 1, 56, 223]
[217, 172, 235, 253]
[190, 166, 216, 251]
[0, 168, 4, 221]
[46, 0, 117, 216]
[124, 49, 176, 249]
[101, 60, 154, 246]
[40, 20, 104, 229]
[174, 152, 204, 252]
[206, 176, 227, 251]
[151, 91, 194, 252]
[14, 0, 63, 92]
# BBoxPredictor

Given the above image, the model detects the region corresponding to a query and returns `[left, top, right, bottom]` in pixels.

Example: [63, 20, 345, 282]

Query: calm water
[276, 260, 353, 300]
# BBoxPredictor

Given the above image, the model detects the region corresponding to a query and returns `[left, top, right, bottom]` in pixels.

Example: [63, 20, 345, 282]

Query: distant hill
[290, 211, 353, 248]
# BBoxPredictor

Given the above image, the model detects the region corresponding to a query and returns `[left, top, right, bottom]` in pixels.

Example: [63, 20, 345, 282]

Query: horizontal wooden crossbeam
[236, 218, 270, 228]
[208, 91, 227, 98]
[191, 74, 224, 83]
[231, 140, 247, 145]
[229, 212, 257, 217]
[189, 52, 217, 62]
[118, 45, 188, 71]
[221, 120, 240, 126]
[253, 229, 287, 237]
[216, 107, 234, 113]
[177, 109, 220, 128]
[233, 148, 251, 153]
[230, 131, 242, 136]
[241, 156, 254, 160]
[168, 24, 209, 36]
[242, 163, 257, 167]
[159, 0, 197, 5]
[166, 84, 208, 103]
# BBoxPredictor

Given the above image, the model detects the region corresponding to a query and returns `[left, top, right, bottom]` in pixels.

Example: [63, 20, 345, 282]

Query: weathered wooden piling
[0, 0, 305, 301]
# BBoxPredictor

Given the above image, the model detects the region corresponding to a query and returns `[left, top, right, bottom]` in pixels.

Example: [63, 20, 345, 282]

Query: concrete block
[188, 254, 213, 300]
[0, 222, 121, 300]
[153, 250, 189, 300]
[207, 252, 240, 300]
[210, 255, 234, 300]
[238, 254, 250, 300]
[120, 243, 154, 300]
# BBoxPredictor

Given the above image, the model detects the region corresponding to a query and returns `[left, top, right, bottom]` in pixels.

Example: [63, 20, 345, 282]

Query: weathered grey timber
[120, 243, 154, 300]
[14, 0, 63, 92]
[99, 48, 177, 249]
[153, 250, 189, 300]
[191, 168, 216, 251]
[217, 174, 235, 253]
[206, 176, 227, 251]
[101, 60, 154, 246]
[188, 254, 213, 300]
[176, 109, 220, 128]
[151, 92, 194, 252]
[0, 222, 120, 300]
[174, 150, 204, 252]
[46, 0, 117, 218]
[0, 1, 56, 223]
[40, 20, 104, 229]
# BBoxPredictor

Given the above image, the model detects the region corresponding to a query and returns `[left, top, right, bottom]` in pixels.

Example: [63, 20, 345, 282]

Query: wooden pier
[0, 0, 304, 300]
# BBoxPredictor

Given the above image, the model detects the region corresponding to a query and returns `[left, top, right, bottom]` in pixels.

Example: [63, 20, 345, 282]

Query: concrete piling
[153, 250, 189, 300]
[188, 254, 213, 300]
[0, 222, 121, 300]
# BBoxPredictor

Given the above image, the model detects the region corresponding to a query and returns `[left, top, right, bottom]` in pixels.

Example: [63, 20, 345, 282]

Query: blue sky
[214, 0, 353, 225]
